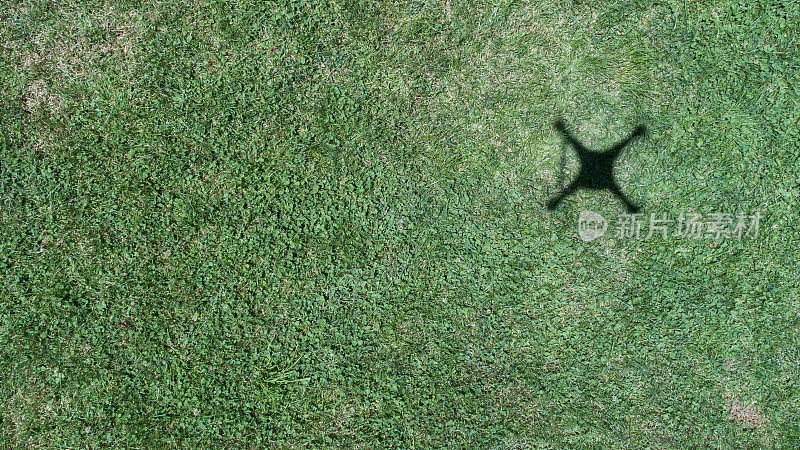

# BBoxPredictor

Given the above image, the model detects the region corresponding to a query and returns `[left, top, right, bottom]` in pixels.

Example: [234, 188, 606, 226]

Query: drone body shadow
[547, 120, 645, 213]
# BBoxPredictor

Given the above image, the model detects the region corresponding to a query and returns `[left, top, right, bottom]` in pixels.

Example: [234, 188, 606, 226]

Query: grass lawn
[2, 0, 799, 446]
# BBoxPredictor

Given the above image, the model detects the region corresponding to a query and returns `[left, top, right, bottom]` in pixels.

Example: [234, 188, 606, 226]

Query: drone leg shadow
[549, 180, 640, 213]
[609, 183, 640, 213]
[547, 180, 577, 210]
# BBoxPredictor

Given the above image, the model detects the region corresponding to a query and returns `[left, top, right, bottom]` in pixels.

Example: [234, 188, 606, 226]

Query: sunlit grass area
[1, 0, 798, 446]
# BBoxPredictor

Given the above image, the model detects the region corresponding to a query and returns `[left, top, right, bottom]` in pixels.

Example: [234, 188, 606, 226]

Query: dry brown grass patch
[725, 392, 767, 429]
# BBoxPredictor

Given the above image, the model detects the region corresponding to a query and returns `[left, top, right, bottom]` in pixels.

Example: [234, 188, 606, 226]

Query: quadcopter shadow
[547, 119, 646, 213]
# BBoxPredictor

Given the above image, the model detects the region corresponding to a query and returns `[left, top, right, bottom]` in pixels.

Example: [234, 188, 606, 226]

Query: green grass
[1, 0, 799, 446]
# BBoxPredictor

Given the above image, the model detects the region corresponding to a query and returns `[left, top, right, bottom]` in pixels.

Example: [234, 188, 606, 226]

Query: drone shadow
[547, 119, 646, 213]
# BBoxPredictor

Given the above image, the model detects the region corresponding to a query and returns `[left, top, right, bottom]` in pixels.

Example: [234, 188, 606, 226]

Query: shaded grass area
[1, 0, 799, 446]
